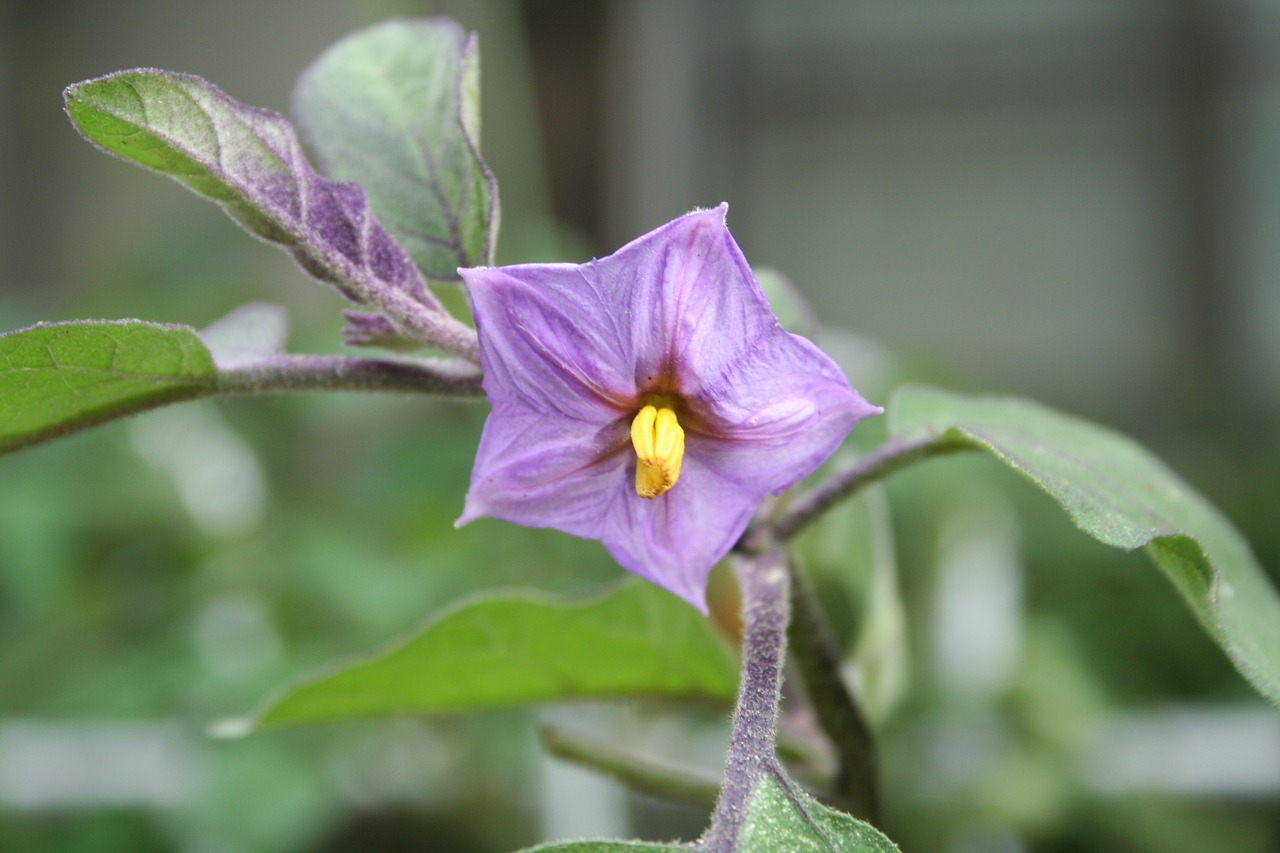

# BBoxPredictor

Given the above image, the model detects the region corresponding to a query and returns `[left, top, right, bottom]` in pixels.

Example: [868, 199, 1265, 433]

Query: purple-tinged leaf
[62, 69, 469, 350]
[293, 19, 498, 282]
[0, 320, 217, 453]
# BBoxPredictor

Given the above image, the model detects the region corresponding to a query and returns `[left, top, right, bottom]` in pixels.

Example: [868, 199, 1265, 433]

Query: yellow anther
[630, 404, 685, 499]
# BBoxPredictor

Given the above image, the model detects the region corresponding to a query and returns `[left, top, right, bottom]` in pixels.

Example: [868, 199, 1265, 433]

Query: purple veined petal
[458, 406, 630, 533]
[690, 329, 883, 494]
[601, 204, 781, 393]
[461, 264, 641, 418]
[458, 398, 765, 612]
[459, 203, 883, 610]
[600, 452, 764, 612]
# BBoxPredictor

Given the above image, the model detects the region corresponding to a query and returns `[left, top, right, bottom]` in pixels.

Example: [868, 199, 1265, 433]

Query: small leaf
[341, 310, 420, 352]
[63, 69, 439, 311]
[223, 580, 738, 733]
[0, 320, 217, 453]
[738, 774, 901, 852]
[292, 18, 499, 281]
[889, 385, 1280, 708]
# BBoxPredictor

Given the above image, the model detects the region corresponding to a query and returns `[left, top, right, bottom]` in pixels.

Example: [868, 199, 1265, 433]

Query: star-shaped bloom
[457, 205, 880, 610]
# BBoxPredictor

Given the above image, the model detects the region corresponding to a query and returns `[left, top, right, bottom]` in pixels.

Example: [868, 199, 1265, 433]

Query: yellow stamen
[630, 404, 685, 499]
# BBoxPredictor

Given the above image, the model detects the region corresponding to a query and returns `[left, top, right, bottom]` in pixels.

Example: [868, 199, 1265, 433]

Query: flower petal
[600, 204, 782, 391]
[599, 453, 762, 611]
[461, 263, 638, 417]
[691, 330, 882, 495]
[459, 204, 881, 609]
[458, 407, 628, 532]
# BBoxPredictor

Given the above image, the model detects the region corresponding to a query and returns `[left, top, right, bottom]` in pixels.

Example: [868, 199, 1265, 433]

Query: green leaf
[888, 385, 1280, 708]
[0, 320, 217, 453]
[738, 774, 901, 852]
[222, 580, 738, 733]
[293, 19, 499, 282]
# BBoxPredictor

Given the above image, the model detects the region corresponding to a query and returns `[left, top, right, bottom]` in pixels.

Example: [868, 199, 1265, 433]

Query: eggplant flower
[457, 205, 881, 610]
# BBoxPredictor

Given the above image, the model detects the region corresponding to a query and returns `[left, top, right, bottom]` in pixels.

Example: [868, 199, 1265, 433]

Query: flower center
[630, 404, 685, 499]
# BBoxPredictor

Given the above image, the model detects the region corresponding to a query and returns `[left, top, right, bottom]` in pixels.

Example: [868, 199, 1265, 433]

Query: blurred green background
[3, 1, 1280, 851]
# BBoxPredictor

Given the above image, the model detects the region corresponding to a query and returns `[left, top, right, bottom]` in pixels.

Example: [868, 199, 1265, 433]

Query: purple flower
[457, 205, 881, 610]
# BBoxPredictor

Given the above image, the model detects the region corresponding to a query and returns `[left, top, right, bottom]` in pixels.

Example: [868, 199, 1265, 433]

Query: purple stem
[697, 545, 791, 852]
[773, 435, 968, 542]
[217, 353, 483, 397]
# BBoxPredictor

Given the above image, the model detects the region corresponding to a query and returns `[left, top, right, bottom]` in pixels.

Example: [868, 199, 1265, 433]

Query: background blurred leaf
[228, 579, 739, 732]
[0, 320, 216, 453]
[755, 267, 817, 339]
[64, 69, 439, 310]
[889, 385, 1280, 709]
[518, 841, 687, 852]
[198, 303, 288, 369]
[793, 484, 907, 724]
[738, 774, 901, 852]
[293, 18, 499, 282]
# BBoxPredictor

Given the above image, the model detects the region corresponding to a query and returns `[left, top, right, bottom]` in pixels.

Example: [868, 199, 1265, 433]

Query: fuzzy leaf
[63, 69, 439, 310]
[0, 320, 217, 453]
[292, 18, 498, 281]
[889, 385, 1280, 708]
[737, 775, 901, 852]
[222, 580, 738, 733]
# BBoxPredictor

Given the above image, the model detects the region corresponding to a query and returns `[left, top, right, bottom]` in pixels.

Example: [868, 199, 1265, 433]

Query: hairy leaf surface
[0, 320, 217, 453]
[889, 385, 1280, 708]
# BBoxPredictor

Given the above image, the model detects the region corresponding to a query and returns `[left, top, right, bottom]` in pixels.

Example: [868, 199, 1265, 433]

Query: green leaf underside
[889, 385, 1280, 708]
[231, 580, 739, 732]
[0, 321, 217, 453]
[293, 18, 497, 281]
[739, 775, 901, 852]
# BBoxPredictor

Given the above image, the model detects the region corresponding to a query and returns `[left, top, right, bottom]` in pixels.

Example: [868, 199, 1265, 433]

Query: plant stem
[773, 435, 968, 542]
[698, 545, 791, 852]
[217, 354, 484, 397]
[539, 725, 720, 808]
[787, 558, 880, 824]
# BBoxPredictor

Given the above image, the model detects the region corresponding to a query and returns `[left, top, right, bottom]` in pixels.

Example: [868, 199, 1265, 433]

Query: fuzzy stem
[787, 558, 880, 823]
[216, 354, 484, 397]
[698, 545, 791, 852]
[773, 435, 968, 542]
[539, 725, 720, 808]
